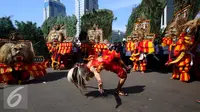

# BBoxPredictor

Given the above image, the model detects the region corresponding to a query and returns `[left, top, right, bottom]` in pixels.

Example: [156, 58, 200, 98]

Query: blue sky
[0, 0, 141, 32]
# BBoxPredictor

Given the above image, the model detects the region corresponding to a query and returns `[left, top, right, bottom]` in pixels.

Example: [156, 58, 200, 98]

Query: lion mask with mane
[0, 43, 34, 65]
[46, 24, 66, 42]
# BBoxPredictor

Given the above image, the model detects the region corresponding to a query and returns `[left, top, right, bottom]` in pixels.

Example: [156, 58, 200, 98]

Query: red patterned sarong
[89, 50, 126, 78]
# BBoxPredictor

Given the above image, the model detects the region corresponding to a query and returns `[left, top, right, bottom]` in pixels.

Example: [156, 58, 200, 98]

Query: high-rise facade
[160, 0, 174, 31]
[43, 0, 66, 21]
[75, 0, 99, 37]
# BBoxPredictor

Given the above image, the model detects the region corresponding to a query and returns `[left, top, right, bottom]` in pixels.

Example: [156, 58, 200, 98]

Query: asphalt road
[0, 68, 200, 112]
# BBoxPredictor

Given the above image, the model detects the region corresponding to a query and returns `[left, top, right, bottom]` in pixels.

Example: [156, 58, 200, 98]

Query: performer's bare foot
[196, 100, 200, 103]
[98, 83, 104, 94]
[141, 71, 144, 74]
[115, 89, 128, 96]
[115, 77, 128, 96]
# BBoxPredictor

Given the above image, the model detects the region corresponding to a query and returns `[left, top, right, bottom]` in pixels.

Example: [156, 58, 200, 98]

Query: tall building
[160, 0, 174, 31]
[43, 0, 66, 21]
[75, 0, 99, 37]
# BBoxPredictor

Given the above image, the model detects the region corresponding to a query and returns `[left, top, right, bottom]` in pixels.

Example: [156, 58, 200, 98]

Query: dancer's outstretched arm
[119, 59, 128, 69]
[90, 66, 104, 93]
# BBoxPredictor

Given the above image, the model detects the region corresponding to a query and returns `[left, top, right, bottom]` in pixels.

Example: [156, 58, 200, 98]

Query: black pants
[157, 54, 172, 72]
[163, 54, 172, 72]
[124, 56, 132, 66]
[121, 54, 125, 63]
[72, 52, 78, 63]
[146, 54, 154, 69]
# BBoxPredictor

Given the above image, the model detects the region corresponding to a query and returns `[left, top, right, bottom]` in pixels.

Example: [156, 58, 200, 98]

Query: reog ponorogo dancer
[67, 48, 130, 96]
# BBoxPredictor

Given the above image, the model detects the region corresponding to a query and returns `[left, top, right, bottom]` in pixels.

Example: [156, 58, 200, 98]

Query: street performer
[67, 47, 130, 96]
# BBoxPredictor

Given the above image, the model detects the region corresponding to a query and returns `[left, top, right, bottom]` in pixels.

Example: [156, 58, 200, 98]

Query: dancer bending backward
[67, 47, 131, 96]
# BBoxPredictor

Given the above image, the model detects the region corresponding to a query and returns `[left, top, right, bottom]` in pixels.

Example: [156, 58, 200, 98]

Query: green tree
[41, 15, 77, 38]
[0, 16, 16, 38]
[81, 9, 115, 40]
[125, 0, 166, 37]
[15, 21, 49, 57]
[41, 17, 57, 38]
[64, 15, 77, 37]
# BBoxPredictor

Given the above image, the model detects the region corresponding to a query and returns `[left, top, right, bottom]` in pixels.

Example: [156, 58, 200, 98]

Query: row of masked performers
[124, 17, 200, 83]
[46, 38, 112, 70]
[161, 17, 200, 82]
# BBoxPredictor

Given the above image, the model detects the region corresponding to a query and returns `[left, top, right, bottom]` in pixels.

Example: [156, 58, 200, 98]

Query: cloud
[101, 0, 141, 10]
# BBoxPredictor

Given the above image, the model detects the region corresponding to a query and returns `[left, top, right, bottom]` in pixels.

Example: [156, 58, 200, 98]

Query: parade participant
[79, 31, 89, 63]
[0, 41, 47, 84]
[72, 39, 79, 63]
[130, 37, 140, 72]
[67, 48, 131, 96]
[46, 24, 74, 69]
[130, 31, 147, 73]
[125, 47, 132, 66]
[121, 38, 127, 65]
[165, 17, 200, 82]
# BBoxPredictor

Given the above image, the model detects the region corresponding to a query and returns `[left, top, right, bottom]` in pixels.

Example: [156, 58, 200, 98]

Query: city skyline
[0, 0, 141, 32]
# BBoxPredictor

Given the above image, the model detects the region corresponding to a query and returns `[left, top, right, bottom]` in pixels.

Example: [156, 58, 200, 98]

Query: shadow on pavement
[28, 72, 68, 84]
[85, 85, 145, 108]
